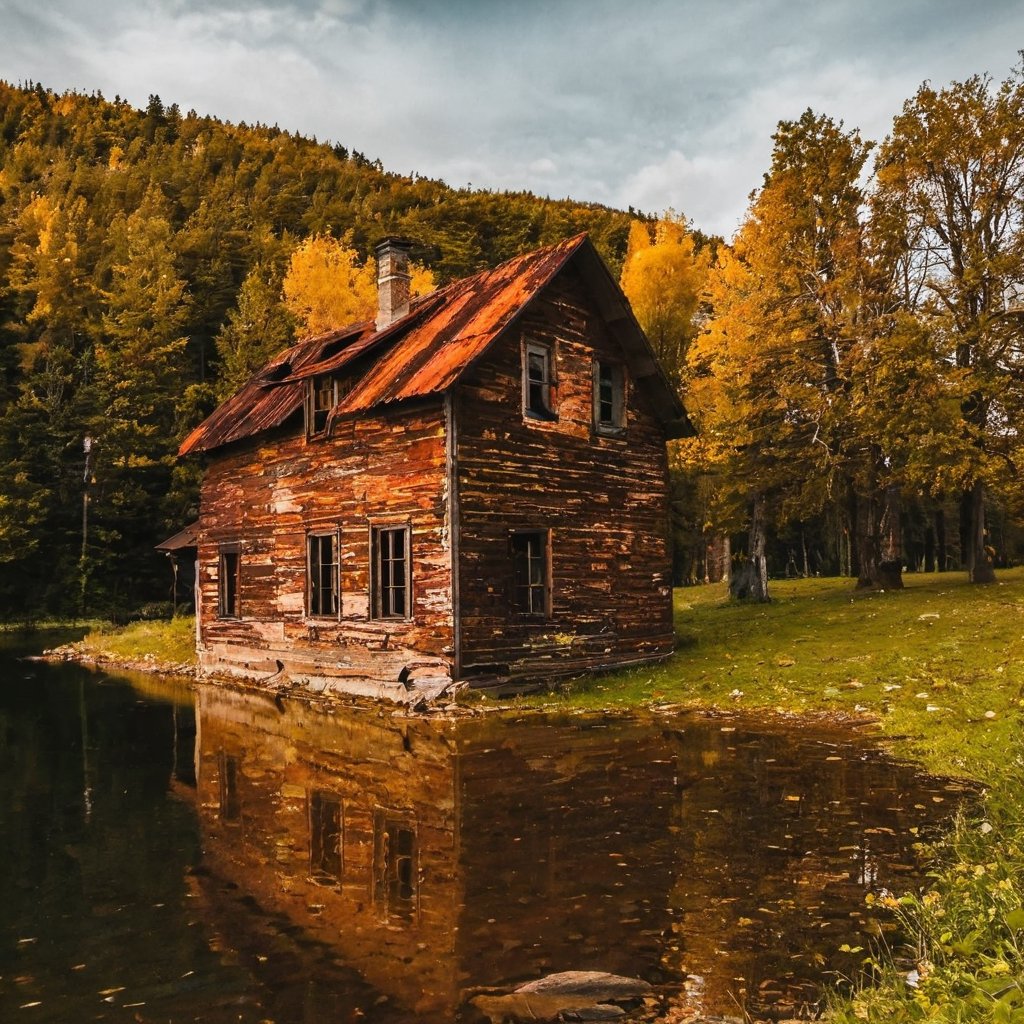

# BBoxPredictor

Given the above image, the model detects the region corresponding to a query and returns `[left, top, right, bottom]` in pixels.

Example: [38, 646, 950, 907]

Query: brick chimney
[375, 237, 413, 330]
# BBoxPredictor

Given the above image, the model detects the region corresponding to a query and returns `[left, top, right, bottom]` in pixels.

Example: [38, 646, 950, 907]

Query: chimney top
[375, 237, 414, 331]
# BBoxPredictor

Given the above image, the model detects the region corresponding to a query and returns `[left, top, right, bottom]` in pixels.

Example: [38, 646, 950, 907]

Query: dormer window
[523, 340, 556, 420]
[307, 376, 337, 437]
[593, 360, 625, 435]
[306, 375, 356, 437]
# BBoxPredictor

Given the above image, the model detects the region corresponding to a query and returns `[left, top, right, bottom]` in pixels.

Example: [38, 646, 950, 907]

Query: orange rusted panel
[180, 234, 689, 458]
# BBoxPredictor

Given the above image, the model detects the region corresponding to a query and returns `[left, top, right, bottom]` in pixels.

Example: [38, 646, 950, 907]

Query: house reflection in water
[192, 685, 966, 1022]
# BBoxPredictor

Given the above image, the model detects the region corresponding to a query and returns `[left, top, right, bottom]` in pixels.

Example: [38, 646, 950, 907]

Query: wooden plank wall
[195, 401, 453, 693]
[454, 265, 675, 683]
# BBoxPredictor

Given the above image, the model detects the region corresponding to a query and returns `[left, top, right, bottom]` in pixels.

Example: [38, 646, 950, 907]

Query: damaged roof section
[179, 233, 692, 456]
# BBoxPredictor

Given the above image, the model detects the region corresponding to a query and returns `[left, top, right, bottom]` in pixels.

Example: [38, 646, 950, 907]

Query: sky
[3, 0, 1024, 238]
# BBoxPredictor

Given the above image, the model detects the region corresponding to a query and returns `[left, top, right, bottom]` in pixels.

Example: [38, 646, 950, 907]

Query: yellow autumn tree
[619, 214, 711, 388]
[282, 233, 436, 336]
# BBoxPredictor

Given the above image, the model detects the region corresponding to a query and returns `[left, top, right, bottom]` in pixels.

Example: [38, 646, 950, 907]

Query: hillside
[0, 81, 644, 618]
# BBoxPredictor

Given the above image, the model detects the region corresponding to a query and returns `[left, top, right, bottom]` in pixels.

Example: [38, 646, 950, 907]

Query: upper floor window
[522, 340, 556, 420]
[218, 544, 241, 618]
[371, 524, 411, 620]
[593, 360, 625, 434]
[307, 531, 340, 618]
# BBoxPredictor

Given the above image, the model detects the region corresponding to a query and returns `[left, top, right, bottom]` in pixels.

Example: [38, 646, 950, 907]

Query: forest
[0, 62, 1022, 618]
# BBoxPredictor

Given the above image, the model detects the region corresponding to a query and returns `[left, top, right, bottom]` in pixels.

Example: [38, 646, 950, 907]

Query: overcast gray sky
[3, 0, 1023, 237]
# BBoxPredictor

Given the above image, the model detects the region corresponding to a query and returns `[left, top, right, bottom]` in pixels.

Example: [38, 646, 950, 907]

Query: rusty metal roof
[179, 233, 691, 456]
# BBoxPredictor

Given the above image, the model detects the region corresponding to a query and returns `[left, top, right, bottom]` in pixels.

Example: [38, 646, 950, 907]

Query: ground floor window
[218, 544, 241, 618]
[371, 525, 411, 619]
[307, 531, 340, 617]
[511, 529, 550, 617]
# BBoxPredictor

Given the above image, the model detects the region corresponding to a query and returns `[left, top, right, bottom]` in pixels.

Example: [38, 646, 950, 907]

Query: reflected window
[309, 790, 343, 882]
[373, 809, 417, 920]
[220, 752, 240, 821]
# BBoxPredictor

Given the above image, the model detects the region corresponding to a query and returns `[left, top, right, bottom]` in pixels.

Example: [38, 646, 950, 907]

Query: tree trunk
[963, 480, 995, 583]
[935, 508, 947, 572]
[730, 495, 770, 602]
[924, 519, 935, 573]
[855, 492, 879, 589]
[877, 485, 904, 590]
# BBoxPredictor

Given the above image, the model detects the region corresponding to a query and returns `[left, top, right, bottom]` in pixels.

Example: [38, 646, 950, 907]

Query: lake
[0, 641, 969, 1022]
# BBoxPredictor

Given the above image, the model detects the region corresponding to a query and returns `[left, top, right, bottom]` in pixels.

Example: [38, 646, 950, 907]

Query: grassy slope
[530, 568, 1024, 784]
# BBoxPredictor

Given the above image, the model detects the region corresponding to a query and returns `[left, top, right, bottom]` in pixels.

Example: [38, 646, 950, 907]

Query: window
[218, 544, 241, 618]
[373, 809, 417, 920]
[522, 340, 556, 419]
[307, 375, 337, 436]
[511, 530, 550, 617]
[371, 525, 411, 619]
[219, 752, 240, 821]
[309, 790, 343, 882]
[593, 360, 625, 433]
[307, 531, 340, 617]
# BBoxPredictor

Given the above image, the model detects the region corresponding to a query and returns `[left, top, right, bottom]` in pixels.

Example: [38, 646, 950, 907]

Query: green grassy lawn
[529, 568, 1024, 785]
[78, 615, 197, 668]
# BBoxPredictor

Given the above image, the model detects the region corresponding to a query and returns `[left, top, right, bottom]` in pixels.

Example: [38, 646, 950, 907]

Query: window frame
[509, 528, 551, 619]
[217, 542, 241, 619]
[370, 523, 412, 621]
[592, 359, 626, 436]
[521, 338, 557, 421]
[306, 375, 338, 438]
[306, 529, 341, 619]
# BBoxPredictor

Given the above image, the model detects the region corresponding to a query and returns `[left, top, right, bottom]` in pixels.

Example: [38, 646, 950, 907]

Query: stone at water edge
[515, 971, 653, 999]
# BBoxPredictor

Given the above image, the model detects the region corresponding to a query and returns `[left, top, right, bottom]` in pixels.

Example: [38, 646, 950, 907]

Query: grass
[522, 569, 1024, 1020]
[79, 615, 198, 668]
[522, 568, 1024, 784]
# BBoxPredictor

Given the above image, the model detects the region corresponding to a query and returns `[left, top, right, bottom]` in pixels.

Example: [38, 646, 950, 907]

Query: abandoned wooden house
[178, 233, 692, 701]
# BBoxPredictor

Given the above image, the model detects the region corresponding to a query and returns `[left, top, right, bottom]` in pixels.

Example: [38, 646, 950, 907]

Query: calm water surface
[0, 641, 970, 1022]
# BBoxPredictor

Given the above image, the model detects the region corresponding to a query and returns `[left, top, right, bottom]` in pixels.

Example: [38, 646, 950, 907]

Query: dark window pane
[511, 531, 548, 615]
[308, 533, 338, 616]
[373, 526, 410, 619]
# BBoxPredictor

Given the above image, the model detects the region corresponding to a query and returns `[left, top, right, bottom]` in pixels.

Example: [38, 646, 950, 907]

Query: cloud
[3, 0, 1024, 238]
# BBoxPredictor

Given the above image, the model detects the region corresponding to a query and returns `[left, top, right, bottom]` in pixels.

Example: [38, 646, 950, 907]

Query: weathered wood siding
[193, 685, 462, 1018]
[453, 266, 675, 683]
[196, 401, 452, 696]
